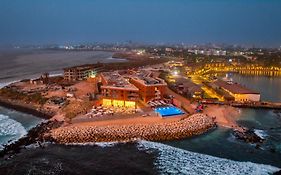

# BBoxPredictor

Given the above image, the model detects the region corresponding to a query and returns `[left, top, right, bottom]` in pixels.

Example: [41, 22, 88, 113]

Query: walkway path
[165, 87, 196, 114]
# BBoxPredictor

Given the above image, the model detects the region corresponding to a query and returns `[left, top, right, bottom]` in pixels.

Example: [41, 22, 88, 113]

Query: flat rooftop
[175, 78, 203, 93]
[132, 70, 167, 86]
[214, 80, 260, 94]
[175, 78, 198, 87]
[101, 72, 139, 91]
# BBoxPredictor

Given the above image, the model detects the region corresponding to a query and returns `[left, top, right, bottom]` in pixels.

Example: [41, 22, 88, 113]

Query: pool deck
[155, 106, 185, 117]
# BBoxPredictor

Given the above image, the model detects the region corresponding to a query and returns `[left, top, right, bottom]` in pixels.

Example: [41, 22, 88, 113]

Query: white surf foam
[25, 142, 52, 150]
[0, 114, 27, 149]
[254, 129, 268, 139]
[65, 141, 119, 148]
[48, 72, 63, 77]
[106, 57, 126, 61]
[0, 80, 20, 89]
[138, 140, 280, 175]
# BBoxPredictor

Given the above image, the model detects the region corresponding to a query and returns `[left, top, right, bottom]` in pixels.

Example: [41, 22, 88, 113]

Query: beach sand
[204, 104, 241, 130]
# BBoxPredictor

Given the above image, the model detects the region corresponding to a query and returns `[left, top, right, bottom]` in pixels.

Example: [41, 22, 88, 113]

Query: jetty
[49, 114, 215, 144]
[201, 101, 281, 110]
[231, 101, 281, 110]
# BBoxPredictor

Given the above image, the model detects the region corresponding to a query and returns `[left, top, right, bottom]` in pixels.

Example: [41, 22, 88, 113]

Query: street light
[173, 71, 178, 76]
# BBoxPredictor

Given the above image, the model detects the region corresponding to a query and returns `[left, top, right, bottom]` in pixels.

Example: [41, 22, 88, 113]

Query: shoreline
[0, 98, 53, 119]
[0, 120, 63, 158]
[203, 105, 241, 129]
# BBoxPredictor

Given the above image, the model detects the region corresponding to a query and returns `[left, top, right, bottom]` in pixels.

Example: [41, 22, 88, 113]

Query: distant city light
[89, 71, 97, 78]
[173, 71, 179, 76]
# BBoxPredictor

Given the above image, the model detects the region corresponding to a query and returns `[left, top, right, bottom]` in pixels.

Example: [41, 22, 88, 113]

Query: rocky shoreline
[0, 120, 63, 159]
[233, 128, 264, 144]
[0, 98, 53, 119]
[49, 114, 215, 144]
[0, 114, 215, 159]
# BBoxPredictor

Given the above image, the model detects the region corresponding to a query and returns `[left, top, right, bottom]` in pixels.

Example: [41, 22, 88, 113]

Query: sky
[0, 0, 281, 47]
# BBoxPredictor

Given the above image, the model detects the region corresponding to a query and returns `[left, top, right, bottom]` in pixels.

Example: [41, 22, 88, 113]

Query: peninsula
[1, 48, 280, 149]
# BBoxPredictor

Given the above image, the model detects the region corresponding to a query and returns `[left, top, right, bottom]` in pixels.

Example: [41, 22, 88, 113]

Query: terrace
[132, 70, 167, 86]
[101, 72, 139, 91]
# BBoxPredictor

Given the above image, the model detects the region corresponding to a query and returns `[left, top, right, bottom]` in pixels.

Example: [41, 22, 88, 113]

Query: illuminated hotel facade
[100, 70, 167, 107]
[100, 72, 139, 108]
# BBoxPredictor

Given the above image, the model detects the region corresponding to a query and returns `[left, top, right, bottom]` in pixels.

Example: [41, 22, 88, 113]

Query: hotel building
[100, 72, 139, 108]
[64, 64, 100, 81]
[130, 70, 167, 103]
[174, 78, 203, 99]
[213, 80, 260, 102]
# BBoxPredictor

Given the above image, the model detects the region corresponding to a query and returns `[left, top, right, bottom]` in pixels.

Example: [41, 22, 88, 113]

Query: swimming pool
[155, 106, 184, 117]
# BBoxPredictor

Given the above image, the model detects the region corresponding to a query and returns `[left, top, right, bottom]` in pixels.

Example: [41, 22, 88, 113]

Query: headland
[1, 48, 280, 155]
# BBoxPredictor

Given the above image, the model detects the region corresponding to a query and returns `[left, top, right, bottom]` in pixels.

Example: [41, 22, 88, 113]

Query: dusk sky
[0, 0, 281, 47]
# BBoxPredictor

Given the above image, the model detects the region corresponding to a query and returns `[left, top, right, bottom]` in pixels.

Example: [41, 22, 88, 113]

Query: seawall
[49, 114, 216, 143]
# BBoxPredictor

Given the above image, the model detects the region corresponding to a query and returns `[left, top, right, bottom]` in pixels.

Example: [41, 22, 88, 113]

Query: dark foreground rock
[0, 120, 63, 158]
[0, 142, 159, 175]
[233, 128, 264, 144]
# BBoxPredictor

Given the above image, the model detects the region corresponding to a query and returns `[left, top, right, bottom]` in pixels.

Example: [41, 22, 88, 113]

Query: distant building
[63, 64, 101, 81]
[213, 80, 260, 102]
[30, 73, 49, 85]
[100, 72, 139, 108]
[130, 70, 167, 103]
[204, 62, 226, 68]
[174, 78, 203, 99]
[188, 49, 226, 56]
[165, 48, 173, 52]
[166, 60, 184, 68]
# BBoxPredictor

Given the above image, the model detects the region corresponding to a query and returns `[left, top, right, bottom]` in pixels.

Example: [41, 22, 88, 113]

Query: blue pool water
[155, 106, 184, 117]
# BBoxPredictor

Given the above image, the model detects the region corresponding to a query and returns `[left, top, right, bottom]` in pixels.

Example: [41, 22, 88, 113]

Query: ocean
[0, 106, 43, 150]
[0, 50, 280, 174]
[0, 48, 126, 84]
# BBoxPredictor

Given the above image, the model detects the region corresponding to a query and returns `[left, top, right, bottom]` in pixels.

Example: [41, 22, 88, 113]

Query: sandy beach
[204, 104, 241, 130]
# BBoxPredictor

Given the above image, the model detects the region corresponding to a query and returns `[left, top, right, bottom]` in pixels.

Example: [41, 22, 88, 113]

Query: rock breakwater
[50, 114, 215, 143]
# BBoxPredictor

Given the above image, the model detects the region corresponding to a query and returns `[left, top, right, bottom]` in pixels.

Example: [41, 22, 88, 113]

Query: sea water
[0, 106, 43, 149]
[138, 141, 280, 175]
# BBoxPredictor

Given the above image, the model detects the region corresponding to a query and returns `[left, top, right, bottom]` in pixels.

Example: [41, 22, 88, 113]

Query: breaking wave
[0, 114, 27, 149]
[65, 142, 119, 148]
[254, 129, 268, 139]
[0, 80, 19, 89]
[138, 140, 280, 175]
